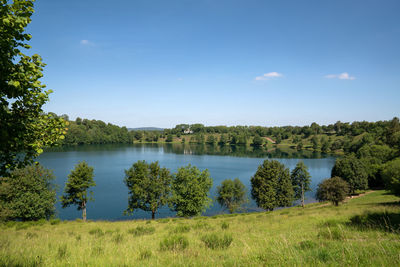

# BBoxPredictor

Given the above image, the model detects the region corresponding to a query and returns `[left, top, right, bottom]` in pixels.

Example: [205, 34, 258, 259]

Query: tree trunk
[152, 210, 155, 220]
[301, 183, 305, 208]
[82, 201, 87, 222]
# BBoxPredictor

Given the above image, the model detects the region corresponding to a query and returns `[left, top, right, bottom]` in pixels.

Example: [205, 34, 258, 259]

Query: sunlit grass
[0, 190, 399, 266]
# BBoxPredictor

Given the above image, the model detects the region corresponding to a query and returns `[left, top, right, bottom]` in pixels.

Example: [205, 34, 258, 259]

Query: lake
[38, 143, 336, 220]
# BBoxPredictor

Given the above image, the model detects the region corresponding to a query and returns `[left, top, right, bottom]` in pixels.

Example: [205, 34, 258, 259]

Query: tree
[251, 160, 294, 211]
[296, 141, 304, 150]
[219, 134, 228, 145]
[0, 0, 66, 176]
[124, 161, 172, 219]
[216, 178, 247, 213]
[382, 158, 400, 197]
[206, 135, 216, 145]
[252, 135, 263, 147]
[166, 134, 173, 142]
[316, 177, 349, 206]
[170, 164, 212, 217]
[0, 164, 56, 221]
[291, 161, 311, 207]
[311, 135, 319, 151]
[61, 161, 95, 221]
[331, 154, 368, 194]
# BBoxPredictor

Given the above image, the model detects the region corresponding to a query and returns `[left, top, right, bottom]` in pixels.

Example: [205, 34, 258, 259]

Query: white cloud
[80, 39, 94, 46]
[255, 72, 283, 81]
[325, 72, 355, 80]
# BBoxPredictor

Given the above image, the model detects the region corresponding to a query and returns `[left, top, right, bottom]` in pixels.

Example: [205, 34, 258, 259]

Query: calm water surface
[38, 144, 336, 220]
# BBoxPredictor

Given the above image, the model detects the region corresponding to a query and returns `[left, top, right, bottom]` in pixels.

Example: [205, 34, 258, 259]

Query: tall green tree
[216, 178, 247, 213]
[382, 158, 400, 197]
[170, 164, 212, 217]
[0, 164, 57, 221]
[61, 161, 95, 221]
[0, 0, 66, 176]
[251, 160, 294, 211]
[316, 177, 349, 206]
[291, 161, 311, 207]
[124, 161, 172, 219]
[252, 135, 263, 147]
[331, 154, 368, 194]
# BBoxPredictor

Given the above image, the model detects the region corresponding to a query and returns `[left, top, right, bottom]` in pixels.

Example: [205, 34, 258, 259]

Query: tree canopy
[61, 161, 96, 221]
[316, 177, 349, 206]
[331, 154, 368, 194]
[291, 161, 311, 207]
[170, 164, 213, 217]
[124, 161, 172, 219]
[216, 178, 247, 213]
[251, 160, 294, 211]
[0, 0, 66, 176]
[0, 164, 57, 221]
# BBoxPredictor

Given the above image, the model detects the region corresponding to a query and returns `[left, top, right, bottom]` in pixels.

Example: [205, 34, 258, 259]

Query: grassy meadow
[1, 190, 399, 266]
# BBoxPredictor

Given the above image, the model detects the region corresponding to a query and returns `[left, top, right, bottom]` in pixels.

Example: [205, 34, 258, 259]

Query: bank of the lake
[38, 144, 336, 221]
[1, 190, 399, 266]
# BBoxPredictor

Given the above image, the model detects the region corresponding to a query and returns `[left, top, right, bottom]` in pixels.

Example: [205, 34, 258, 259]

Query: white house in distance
[183, 128, 193, 134]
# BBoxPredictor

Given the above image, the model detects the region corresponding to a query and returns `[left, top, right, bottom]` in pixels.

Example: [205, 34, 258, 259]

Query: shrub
[112, 233, 124, 244]
[160, 235, 189, 251]
[50, 219, 61, 225]
[88, 228, 104, 238]
[201, 233, 233, 249]
[297, 240, 317, 250]
[0, 164, 57, 221]
[138, 249, 152, 260]
[128, 226, 155, 236]
[221, 222, 229, 230]
[193, 221, 213, 231]
[170, 225, 191, 234]
[316, 177, 349, 206]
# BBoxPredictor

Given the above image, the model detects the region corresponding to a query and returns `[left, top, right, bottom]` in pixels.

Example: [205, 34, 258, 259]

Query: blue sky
[28, 0, 400, 128]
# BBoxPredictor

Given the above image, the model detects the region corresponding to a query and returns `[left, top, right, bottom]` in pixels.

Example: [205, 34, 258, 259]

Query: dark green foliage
[170, 224, 191, 234]
[128, 226, 155, 236]
[165, 134, 173, 142]
[297, 240, 317, 250]
[221, 222, 229, 230]
[138, 249, 152, 260]
[201, 233, 233, 249]
[316, 177, 349, 206]
[170, 164, 213, 217]
[252, 135, 263, 146]
[291, 161, 311, 207]
[61, 161, 95, 221]
[251, 160, 294, 211]
[88, 228, 104, 238]
[349, 211, 400, 232]
[63, 118, 131, 145]
[331, 154, 368, 193]
[382, 158, 400, 196]
[216, 178, 247, 213]
[124, 161, 172, 219]
[0, 164, 56, 221]
[206, 135, 216, 145]
[160, 235, 189, 251]
[0, 0, 66, 176]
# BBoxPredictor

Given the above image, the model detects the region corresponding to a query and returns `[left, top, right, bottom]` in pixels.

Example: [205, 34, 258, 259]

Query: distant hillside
[128, 127, 164, 132]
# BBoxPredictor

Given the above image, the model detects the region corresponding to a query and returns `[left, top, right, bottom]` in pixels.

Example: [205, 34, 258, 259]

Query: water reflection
[46, 143, 330, 159]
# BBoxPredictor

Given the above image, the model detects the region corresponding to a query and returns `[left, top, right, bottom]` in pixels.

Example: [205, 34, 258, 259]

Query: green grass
[0, 191, 399, 266]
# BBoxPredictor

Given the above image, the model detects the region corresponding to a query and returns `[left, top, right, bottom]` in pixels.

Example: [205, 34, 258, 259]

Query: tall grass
[0, 190, 399, 266]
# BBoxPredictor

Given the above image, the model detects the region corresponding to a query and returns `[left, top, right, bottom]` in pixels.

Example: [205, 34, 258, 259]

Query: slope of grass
[1, 191, 399, 266]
